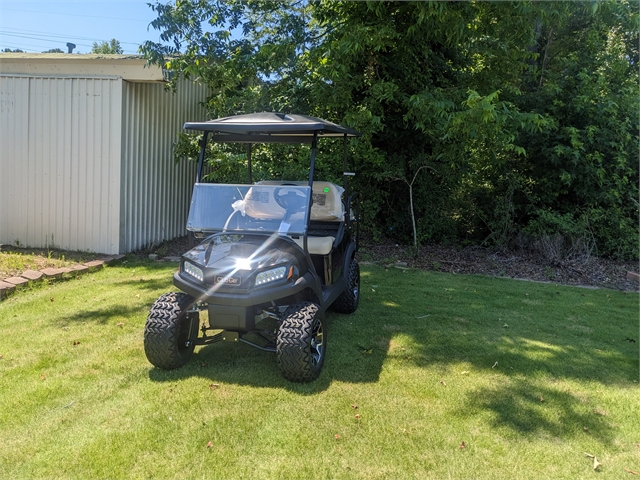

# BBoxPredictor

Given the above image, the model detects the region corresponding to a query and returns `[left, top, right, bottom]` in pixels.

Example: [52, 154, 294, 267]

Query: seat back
[256, 181, 344, 222]
[242, 185, 295, 220]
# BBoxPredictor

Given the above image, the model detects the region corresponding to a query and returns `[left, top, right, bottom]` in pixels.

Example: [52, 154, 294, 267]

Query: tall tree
[91, 39, 123, 54]
[141, 0, 638, 259]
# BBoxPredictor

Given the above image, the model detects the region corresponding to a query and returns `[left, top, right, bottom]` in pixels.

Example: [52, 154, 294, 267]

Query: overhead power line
[0, 41, 47, 52]
[1, 27, 141, 46]
[0, 7, 151, 23]
[0, 33, 93, 49]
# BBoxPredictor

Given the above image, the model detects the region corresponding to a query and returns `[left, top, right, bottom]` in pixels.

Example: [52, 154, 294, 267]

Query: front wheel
[331, 259, 360, 314]
[144, 292, 196, 370]
[277, 301, 325, 382]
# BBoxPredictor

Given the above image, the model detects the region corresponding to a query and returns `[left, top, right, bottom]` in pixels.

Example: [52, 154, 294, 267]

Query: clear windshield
[187, 183, 311, 235]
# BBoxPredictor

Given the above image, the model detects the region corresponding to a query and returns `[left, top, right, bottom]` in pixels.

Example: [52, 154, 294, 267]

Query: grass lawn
[0, 247, 101, 278]
[0, 259, 638, 479]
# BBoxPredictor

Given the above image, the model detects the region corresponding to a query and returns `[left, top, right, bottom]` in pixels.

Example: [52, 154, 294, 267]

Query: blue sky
[0, 1, 165, 54]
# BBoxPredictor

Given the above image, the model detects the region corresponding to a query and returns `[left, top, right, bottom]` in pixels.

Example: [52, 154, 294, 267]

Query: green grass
[0, 247, 101, 278]
[0, 260, 638, 479]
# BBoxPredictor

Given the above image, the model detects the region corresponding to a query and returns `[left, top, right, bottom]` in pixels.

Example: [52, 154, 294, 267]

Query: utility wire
[0, 33, 94, 49]
[0, 7, 151, 23]
[1, 27, 141, 46]
[0, 41, 48, 51]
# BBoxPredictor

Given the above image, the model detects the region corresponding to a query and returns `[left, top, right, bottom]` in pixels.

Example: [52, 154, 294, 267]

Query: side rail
[346, 192, 360, 253]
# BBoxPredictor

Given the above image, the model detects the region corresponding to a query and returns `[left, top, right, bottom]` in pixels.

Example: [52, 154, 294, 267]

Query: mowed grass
[0, 247, 101, 278]
[0, 259, 638, 479]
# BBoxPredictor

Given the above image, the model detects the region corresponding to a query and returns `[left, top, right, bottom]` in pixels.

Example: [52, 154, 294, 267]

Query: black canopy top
[184, 112, 361, 143]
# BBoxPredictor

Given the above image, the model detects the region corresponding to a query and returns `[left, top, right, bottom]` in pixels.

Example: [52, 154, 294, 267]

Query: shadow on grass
[459, 378, 616, 443]
[55, 265, 176, 326]
[60, 304, 152, 325]
[141, 265, 636, 442]
[147, 313, 390, 395]
[115, 278, 173, 292]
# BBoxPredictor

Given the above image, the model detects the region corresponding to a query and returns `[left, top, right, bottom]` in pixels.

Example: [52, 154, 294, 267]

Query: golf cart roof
[184, 112, 361, 144]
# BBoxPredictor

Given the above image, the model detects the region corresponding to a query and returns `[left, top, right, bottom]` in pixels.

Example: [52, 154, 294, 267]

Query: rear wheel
[144, 292, 196, 370]
[331, 258, 360, 313]
[277, 301, 325, 382]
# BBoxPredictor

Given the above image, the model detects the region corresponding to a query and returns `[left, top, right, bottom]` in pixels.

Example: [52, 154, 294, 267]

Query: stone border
[0, 255, 125, 301]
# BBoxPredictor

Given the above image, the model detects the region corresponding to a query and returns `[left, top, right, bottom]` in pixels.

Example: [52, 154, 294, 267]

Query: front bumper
[173, 271, 316, 308]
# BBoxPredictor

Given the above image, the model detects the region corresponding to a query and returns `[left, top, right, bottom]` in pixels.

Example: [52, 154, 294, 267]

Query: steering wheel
[274, 186, 307, 214]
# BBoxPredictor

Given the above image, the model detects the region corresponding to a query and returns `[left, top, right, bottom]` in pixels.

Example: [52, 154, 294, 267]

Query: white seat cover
[251, 181, 343, 255]
[255, 181, 344, 221]
[292, 236, 335, 255]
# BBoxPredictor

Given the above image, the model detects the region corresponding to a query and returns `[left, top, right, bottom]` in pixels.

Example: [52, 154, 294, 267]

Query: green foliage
[43, 48, 64, 53]
[143, 0, 639, 259]
[91, 39, 123, 54]
[514, 0, 639, 259]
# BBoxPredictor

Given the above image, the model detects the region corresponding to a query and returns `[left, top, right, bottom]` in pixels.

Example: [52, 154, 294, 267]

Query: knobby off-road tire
[277, 301, 325, 382]
[144, 292, 196, 370]
[331, 258, 360, 314]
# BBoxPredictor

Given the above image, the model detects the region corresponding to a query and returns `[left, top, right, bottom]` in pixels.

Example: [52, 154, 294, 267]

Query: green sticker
[323, 186, 330, 193]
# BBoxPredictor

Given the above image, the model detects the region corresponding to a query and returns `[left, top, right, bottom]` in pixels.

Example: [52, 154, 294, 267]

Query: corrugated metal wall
[119, 80, 208, 252]
[0, 75, 122, 253]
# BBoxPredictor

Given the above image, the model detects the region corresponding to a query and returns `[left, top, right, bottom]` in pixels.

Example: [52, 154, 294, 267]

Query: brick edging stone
[0, 254, 125, 300]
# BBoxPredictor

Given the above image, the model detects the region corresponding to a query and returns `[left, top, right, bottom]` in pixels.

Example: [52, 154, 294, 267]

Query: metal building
[0, 53, 208, 254]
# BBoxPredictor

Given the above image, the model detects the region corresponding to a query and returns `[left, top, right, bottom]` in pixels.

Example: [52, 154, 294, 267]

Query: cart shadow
[147, 314, 390, 395]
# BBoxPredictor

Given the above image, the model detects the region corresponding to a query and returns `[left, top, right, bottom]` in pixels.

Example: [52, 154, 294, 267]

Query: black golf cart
[144, 112, 361, 382]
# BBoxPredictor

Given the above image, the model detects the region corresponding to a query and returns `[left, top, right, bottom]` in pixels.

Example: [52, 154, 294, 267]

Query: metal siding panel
[0, 77, 27, 245]
[69, 77, 82, 251]
[0, 75, 121, 253]
[0, 79, 5, 241]
[61, 78, 73, 249]
[109, 79, 123, 254]
[119, 82, 130, 251]
[75, 78, 88, 250]
[28, 77, 39, 248]
[120, 79, 208, 252]
[53, 79, 65, 248]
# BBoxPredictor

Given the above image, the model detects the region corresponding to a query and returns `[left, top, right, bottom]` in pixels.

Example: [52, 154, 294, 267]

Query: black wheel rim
[310, 318, 324, 367]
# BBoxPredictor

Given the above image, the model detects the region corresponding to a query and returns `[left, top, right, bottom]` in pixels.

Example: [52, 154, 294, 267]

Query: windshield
[187, 183, 311, 235]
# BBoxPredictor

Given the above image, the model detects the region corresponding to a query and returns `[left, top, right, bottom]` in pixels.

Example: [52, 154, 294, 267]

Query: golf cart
[144, 112, 361, 382]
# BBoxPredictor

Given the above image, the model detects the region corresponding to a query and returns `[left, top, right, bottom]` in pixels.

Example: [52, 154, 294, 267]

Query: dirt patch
[359, 239, 639, 292]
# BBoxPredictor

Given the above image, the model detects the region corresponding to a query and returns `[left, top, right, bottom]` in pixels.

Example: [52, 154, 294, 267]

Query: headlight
[235, 258, 252, 270]
[255, 266, 287, 286]
[184, 261, 204, 282]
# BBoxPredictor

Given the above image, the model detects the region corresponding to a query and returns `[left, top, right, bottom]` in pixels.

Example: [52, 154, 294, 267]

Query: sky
[0, 0, 166, 54]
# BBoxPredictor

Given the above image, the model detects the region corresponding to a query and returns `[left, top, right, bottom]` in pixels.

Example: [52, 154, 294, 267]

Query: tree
[43, 48, 64, 53]
[2, 48, 24, 52]
[91, 39, 123, 54]
[141, 0, 638, 259]
[514, 1, 639, 259]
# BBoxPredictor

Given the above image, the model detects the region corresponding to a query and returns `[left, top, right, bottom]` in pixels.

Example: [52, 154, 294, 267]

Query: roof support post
[247, 143, 252, 184]
[305, 132, 319, 242]
[343, 134, 350, 231]
[308, 132, 318, 187]
[196, 131, 209, 183]
[343, 134, 348, 188]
